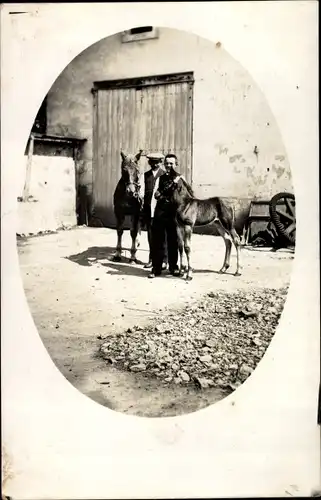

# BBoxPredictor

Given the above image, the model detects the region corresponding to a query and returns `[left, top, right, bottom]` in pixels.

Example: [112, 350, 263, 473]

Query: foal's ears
[135, 150, 143, 162]
[120, 151, 127, 161]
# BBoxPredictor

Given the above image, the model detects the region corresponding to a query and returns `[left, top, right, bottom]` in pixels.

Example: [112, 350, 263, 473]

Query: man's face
[149, 160, 162, 171]
[164, 157, 176, 173]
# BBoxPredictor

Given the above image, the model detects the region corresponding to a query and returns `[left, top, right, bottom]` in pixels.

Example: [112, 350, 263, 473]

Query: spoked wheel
[269, 192, 296, 245]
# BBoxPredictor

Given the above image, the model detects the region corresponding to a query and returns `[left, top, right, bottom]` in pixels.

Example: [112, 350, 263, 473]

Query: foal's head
[157, 174, 194, 203]
[120, 150, 143, 198]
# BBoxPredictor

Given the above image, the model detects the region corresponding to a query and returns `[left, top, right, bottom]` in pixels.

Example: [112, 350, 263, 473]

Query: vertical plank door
[93, 72, 194, 227]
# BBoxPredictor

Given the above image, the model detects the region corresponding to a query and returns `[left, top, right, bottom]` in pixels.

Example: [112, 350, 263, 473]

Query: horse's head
[120, 150, 143, 198]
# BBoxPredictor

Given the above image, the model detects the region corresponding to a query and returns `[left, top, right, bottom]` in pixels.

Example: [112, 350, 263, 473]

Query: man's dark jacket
[155, 169, 181, 217]
[142, 168, 165, 222]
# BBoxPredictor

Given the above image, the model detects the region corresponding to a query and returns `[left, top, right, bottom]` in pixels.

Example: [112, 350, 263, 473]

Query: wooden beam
[22, 134, 34, 201]
[93, 71, 194, 91]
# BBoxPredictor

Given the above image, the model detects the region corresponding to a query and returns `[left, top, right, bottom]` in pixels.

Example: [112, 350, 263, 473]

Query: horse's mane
[179, 176, 194, 198]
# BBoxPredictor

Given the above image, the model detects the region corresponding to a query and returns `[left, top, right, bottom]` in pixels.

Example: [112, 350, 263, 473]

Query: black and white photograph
[16, 23, 298, 417]
[1, 3, 319, 499]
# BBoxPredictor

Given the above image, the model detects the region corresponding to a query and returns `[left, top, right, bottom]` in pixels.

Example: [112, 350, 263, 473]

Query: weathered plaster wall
[17, 149, 77, 235]
[46, 27, 293, 229]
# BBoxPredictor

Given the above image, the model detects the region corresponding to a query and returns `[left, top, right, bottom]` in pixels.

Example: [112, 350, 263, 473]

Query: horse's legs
[214, 220, 232, 273]
[184, 225, 193, 280]
[113, 214, 125, 261]
[176, 224, 185, 276]
[231, 228, 242, 276]
[129, 214, 140, 263]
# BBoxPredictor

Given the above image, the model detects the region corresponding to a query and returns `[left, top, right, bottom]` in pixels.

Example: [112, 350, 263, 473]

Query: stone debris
[199, 354, 212, 363]
[178, 371, 190, 382]
[129, 364, 147, 372]
[194, 377, 215, 389]
[100, 287, 288, 390]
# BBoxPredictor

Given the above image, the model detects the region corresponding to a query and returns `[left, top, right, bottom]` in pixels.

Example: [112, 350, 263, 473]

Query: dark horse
[156, 174, 242, 280]
[113, 150, 143, 263]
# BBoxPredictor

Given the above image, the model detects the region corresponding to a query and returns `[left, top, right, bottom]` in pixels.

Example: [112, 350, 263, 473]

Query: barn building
[20, 27, 293, 236]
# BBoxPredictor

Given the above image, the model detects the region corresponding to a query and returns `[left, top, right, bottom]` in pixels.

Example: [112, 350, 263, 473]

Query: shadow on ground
[65, 246, 148, 277]
[103, 261, 149, 277]
[66, 246, 144, 266]
[65, 246, 236, 278]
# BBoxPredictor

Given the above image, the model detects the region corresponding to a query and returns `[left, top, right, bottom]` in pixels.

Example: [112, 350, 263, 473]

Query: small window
[130, 26, 153, 35]
[121, 26, 159, 43]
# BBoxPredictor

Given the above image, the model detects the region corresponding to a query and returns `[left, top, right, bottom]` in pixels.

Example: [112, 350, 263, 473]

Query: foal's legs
[214, 221, 242, 276]
[184, 225, 193, 280]
[129, 214, 140, 264]
[214, 220, 232, 273]
[113, 214, 125, 261]
[231, 228, 242, 276]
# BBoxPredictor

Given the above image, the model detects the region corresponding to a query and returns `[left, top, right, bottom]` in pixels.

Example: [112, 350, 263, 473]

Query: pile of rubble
[100, 287, 288, 390]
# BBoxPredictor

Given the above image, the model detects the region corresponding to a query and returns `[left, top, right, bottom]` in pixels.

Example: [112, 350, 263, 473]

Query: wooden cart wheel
[269, 192, 296, 245]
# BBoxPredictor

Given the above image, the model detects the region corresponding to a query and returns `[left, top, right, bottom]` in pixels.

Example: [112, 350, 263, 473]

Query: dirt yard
[17, 227, 294, 417]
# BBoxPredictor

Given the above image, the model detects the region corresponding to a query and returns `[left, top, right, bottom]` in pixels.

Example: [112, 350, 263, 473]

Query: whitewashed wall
[17, 155, 77, 234]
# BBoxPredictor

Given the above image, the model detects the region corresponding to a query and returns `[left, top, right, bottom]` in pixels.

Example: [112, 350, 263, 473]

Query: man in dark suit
[142, 153, 167, 268]
[148, 153, 181, 278]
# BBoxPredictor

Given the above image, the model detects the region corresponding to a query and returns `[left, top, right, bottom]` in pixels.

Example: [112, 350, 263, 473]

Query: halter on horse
[156, 174, 242, 280]
[113, 150, 143, 263]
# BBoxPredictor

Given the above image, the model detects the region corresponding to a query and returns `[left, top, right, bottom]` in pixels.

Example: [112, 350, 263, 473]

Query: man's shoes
[144, 261, 153, 269]
[162, 262, 168, 270]
[148, 268, 162, 278]
[169, 267, 180, 276]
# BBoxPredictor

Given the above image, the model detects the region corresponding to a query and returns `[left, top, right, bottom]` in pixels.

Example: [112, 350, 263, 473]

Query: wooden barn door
[92, 72, 194, 228]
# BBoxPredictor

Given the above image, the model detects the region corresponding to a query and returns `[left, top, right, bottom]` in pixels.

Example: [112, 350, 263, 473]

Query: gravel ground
[100, 286, 288, 392]
[17, 227, 292, 416]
